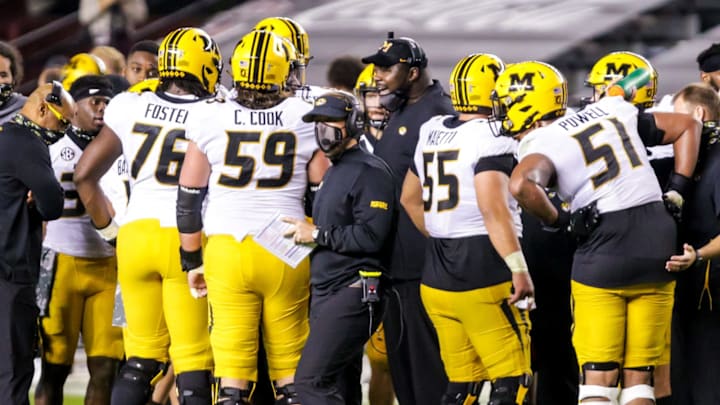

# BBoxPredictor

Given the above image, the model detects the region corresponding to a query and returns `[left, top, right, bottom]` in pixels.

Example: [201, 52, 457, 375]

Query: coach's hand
[666, 243, 697, 272]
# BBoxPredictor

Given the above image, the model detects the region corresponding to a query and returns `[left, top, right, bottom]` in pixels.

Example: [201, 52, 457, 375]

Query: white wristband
[504, 251, 529, 274]
[96, 220, 119, 241]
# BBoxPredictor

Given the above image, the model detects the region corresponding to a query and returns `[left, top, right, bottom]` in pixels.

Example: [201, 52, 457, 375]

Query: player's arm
[477, 156, 533, 304]
[74, 125, 123, 241]
[509, 153, 562, 226]
[648, 112, 702, 180]
[177, 141, 210, 298]
[304, 149, 331, 217]
[399, 168, 428, 237]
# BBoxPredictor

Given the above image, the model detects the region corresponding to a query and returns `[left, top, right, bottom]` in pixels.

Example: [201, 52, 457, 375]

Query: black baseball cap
[302, 92, 354, 122]
[361, 36, 427, 68]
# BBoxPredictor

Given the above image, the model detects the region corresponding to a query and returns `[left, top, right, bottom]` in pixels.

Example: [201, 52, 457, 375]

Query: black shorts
[573, 201, 676, 288]
[422, 234, 511, 291]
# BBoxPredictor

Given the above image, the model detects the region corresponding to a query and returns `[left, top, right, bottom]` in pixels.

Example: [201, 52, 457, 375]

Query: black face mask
[0, 83, 13, 104]
[12, 113, 65, 145]
[315, 122, 351, 161]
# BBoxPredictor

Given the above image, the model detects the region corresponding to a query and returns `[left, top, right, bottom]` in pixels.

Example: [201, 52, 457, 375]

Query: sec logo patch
[60, 147, 75, 161]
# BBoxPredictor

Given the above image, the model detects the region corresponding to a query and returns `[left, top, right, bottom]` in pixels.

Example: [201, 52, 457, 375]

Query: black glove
[569, 201, 601, 241]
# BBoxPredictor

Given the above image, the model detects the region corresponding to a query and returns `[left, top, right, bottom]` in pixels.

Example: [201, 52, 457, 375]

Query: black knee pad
[488, 375, 532, 405]
[111, 357, 167, 405]
[441, 381, 482, 405]
[581, 362, 621, 385]
[273, 383, 301, 404]
[215, 386, 253, 405]
[176, 370, 213, 405]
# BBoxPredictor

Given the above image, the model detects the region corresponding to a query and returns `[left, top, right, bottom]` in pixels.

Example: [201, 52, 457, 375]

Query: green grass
[30, 395, 83, 405]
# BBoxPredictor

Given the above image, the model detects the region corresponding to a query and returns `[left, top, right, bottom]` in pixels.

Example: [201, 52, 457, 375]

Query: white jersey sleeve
[185, 97, 317, 242]
[105, 91, 209, 227]
[413, 115, 521, 238]
[519, 96, 662, 214]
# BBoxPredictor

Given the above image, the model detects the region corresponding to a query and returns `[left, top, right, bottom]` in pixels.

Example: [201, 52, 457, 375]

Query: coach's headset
[387, 31, 427, 69]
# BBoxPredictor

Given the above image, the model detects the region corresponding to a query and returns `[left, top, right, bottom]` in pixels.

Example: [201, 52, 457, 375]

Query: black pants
[0, 279, 38, 405]
[671, 305, 720, 404]
[295, 287, 381, 405]
[383, 280, 447, 405]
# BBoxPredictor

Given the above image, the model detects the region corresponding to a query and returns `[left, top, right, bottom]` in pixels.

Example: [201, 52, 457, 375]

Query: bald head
[22, 82, 76, 131]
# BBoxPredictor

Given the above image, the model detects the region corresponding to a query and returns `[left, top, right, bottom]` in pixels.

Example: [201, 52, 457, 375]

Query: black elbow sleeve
[176, 185, 207, 233]
[304, 182, 320, 218]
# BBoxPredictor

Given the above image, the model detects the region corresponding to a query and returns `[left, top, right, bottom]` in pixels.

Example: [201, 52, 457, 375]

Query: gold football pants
[571, 280, 674, 369]
[41, 253, 123, 365]
[205, 235, 310, 382]
[421, 282, 532, 382]
[117, 219, 213, 373]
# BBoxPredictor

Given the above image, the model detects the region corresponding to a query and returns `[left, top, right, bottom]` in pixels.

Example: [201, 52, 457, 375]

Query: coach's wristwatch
[696, 249, 706, 265]
[311, 227, 320, 242]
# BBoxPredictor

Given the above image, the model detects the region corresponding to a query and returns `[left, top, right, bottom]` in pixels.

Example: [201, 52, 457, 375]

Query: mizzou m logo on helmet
[605, 62, 631, 78]
[509, 72, 534, 91]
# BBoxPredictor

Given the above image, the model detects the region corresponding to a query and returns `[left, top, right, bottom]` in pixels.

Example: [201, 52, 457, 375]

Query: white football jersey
[414, 115, 521, 238]
[295, 85, 328, 104]
[185, 96, 316, 242]
[44, 135, 124, 258]
[104, 91, 208, 227]
[518, 96, 662, 214]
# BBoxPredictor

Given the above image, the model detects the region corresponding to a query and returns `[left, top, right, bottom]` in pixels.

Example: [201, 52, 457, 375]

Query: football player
[177, 30, 328, 405]
[124, 40, 159, 86]
[586, 52, 678, 403]
[501, 61, 701, 405]
[35, 75, 123, 405]
[400, 53, 533, 405]
[354, 63, 389, 152]
[74, 27, 222, 405]
[354, 64, 395, 405]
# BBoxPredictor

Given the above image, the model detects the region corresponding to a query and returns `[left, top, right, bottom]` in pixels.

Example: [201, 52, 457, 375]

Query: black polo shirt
[0, 120, 64, 284]
[373, 79, 454, 280]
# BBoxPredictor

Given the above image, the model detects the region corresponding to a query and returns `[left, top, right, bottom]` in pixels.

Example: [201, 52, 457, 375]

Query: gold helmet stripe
[460, 54, 482, 106]
[452, 54, 475, 107]
[173, 29, 190, 70]
[280, 18, 303, 59]
[251, 31, 272, 85]
[162, 28, 183, 72]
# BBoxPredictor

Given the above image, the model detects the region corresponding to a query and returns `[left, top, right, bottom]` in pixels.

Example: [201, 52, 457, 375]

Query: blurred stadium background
[5, 0, 719, 403]
[5, 0, 720, 102]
